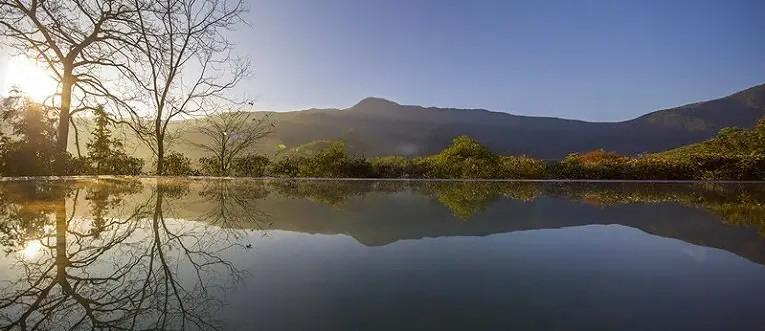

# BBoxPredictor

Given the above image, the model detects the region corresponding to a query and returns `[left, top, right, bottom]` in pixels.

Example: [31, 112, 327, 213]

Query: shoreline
[1, 175, 765, 184]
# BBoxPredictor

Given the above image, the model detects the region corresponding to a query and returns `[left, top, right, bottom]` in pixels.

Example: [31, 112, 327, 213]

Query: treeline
[197, 119, 765, 180]
[0, 98, 143, 176]
[3, 95, 765, 180]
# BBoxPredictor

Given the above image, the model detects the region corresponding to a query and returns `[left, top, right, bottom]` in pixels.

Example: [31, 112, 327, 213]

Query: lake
[0, 178, 764, 330]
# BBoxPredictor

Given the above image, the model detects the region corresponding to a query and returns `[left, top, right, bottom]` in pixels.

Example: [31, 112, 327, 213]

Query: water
[0, 178, 764, 330]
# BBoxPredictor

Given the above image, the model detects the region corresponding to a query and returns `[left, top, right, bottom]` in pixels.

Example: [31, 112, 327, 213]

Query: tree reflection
[1, 178, 765, 329]
[544, 182, 765, 236]
[264, 179, 765, 232]
[198, 179, 271, 232]
[417, 182, 541, 219]
[0, 179, 252, 330]
[268, 179, 369, 206]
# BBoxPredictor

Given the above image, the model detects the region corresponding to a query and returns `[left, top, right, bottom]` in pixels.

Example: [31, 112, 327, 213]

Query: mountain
[259, 83, 765, 159]
[68, 83, 765, 160]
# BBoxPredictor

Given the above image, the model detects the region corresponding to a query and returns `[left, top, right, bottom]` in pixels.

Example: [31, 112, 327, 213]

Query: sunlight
[20, 240, 43, 260]
[1, 56, 58, 102]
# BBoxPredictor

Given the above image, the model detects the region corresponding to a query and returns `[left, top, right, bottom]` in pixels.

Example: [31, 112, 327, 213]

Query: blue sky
[1, 1, 760, 121]
[2, 0, 756, 122]
[234, 0, 765, 121]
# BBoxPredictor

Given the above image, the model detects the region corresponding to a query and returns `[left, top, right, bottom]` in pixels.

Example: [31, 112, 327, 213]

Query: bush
[687, 154, 765, 180]
[198, 157, 221, 176]
[623, 156, 693, 180]
[267, 155, 306, 177]
[297, 142, 372, 178]
[554, 149, 629, 179]
[162, 152, 197, 176]
[63, 154, 92, 176]
[425, 136, 503, 179]
[232, 154, 270, 177]
[369, 156, 428, 178]
[113, 155, 144, 175]
[500, 156, 546, 179]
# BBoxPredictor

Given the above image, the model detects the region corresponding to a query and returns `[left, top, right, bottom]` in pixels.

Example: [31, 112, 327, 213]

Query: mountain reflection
[1, 179, 765, 329]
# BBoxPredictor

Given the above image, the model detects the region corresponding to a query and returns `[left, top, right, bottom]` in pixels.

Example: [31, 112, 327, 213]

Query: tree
[120, 0, 250, 175]
[0, 179, 248, 329]
[297, 141, 372, 178]
[0, 92, 58, 175]
[426, 135, 502, 179]
[194, 112, 272, 176]
[86, 106, 144, 175]
[0, 1, 139, 173]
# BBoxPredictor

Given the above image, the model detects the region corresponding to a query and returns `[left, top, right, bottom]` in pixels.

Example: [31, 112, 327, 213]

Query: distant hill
[67, 83, 765, 161]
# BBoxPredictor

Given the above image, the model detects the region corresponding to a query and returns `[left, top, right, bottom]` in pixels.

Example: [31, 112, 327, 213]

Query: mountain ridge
[65, 83, 765, 161]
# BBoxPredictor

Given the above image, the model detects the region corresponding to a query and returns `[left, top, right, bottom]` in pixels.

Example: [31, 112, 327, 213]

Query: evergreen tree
[86, 106, 143, 175]
[88, 106, 120, 174]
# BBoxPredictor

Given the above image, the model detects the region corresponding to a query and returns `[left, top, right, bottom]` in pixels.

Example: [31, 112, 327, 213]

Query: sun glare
[2, 56, 58, 102]
[20, 240, 43, 260]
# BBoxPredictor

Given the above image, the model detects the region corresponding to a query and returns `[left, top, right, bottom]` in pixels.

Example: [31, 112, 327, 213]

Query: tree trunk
[156, 139, 165, 176]
[54, 196, 69, 275]
[54, 72, 74, 175]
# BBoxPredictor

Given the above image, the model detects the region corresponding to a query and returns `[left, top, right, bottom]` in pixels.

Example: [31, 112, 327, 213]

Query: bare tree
[193, 111, 272, 176]
[0, 1, 138, 173]
[0, 179, 249, 330]
[120, 0, 251, 175]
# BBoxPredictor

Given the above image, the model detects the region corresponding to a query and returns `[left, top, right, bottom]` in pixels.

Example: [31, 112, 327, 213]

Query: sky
[0, 0, 763, 122]
[232, 0, 765, 121]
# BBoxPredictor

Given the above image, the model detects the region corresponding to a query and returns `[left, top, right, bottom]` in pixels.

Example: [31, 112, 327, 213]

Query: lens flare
[2, 56, 58, 102]
[21, 240, 43, 260]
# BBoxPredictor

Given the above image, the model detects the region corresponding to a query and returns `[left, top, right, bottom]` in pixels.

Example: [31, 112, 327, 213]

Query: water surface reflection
[0, 179, 764, 330]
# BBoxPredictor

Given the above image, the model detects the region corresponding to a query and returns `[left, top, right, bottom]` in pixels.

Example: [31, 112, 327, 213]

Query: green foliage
[267, 155, 306, 177]
[425, 182, 503, 219]
[198, 156, 221, 176]
[259, 126, 765, 180]
[63, 154, 92, 176]
[500, 155, 546, 179]
[2, 102, 765, 180]
[425, 136, 503, 179]
[369, 156, 427, 178]
[554, 149, 629, 179]
[0, 100, 58, 176]
[299, 142, 372, 178]
[232, 154, 270, 177]
[268, 141, 372, 178]
[161, 152, 197, 176]
[85, 106, 143, 175]
[202, 154, 271, 177]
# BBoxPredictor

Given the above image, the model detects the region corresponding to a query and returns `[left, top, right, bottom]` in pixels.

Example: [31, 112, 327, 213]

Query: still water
[0, 178, 764, 330]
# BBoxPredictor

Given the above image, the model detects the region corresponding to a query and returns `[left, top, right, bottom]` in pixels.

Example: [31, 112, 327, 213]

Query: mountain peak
[351, 97, 400, 110]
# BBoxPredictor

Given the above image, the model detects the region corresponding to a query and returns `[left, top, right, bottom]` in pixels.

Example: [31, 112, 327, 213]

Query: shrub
[162, 152, 197, 176]
[369, 156, 429, 178]
[556, 149, 629, 179]
[500, 156, 546, 179]
[232, 154, 270, 177]
[623, 156, 693, 180]
[63, 154, 92, 176]
[297, 142, 372, 178]
[112, 155, 144, 176]
[198, 157, 221, 176]
[425, 136, 503, 179]
[267, 155, 306, 177]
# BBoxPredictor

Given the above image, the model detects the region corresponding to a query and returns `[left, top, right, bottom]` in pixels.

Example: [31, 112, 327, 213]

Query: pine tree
[87, 106, 123, 174]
